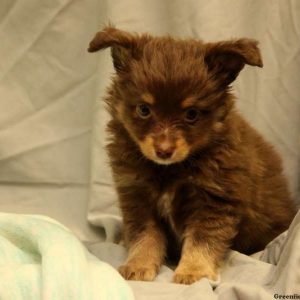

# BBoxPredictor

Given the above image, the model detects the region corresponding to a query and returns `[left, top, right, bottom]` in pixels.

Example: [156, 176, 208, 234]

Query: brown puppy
[88, 27, 296, 284]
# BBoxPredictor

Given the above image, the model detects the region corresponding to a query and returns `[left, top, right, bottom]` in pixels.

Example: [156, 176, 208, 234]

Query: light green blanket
[0, 213, 134, 300]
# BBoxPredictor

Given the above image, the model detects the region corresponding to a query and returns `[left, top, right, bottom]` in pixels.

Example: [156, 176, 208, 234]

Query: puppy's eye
[136, 103, 151, 119]
[184, 107, 199, 123]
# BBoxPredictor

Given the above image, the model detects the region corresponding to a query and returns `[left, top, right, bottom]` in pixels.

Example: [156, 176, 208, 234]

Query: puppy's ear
[204, 38, 263, 85]
[88, 26, 140, 73]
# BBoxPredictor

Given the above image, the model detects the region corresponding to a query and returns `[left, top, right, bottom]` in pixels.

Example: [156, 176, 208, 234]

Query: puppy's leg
[173, 236, 218, 284]
[119, 223, 166, 281]
[113, 168, 167, 281]
[173, 218, 238, 285]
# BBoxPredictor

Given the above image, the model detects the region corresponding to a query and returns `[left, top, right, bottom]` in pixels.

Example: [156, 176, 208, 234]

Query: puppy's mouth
[138, 136, 190, 165]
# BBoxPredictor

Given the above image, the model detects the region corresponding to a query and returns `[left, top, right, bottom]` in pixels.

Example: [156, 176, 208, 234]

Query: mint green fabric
[0, 213, 134, 300]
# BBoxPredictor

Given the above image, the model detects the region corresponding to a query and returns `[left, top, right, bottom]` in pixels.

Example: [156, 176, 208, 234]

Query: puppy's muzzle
[155, 145, 175, 159]
[154, 137, 175, 160]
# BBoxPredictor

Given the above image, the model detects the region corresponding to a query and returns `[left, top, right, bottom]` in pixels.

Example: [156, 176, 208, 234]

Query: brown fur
[88, 27, 297, 284]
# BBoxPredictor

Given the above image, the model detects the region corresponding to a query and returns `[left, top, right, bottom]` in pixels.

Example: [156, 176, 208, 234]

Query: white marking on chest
[157, 190, 178, 236]
[157, 191, 173, 218]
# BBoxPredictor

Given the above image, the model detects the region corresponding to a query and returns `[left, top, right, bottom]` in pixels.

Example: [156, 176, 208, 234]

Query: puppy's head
[89, 27, 263, 165]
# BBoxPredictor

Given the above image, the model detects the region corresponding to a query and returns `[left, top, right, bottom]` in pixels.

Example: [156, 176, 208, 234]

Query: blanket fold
[0, 213, 134, 300]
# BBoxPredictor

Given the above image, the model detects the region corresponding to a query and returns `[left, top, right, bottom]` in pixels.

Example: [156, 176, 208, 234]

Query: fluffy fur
[88, 27, 296, 284]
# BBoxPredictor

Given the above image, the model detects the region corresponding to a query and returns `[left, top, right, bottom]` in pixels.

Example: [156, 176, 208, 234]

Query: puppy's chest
[154, 173, 191, 221]
[157, 189, 176, 220]
[156, 187, 179, 236]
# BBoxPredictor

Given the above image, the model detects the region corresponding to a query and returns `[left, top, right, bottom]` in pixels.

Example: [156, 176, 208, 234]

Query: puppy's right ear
[88, 26, 139, 73]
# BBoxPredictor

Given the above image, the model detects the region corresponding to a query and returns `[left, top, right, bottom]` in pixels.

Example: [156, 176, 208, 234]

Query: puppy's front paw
[118, 263, 157, 281]
[173, 269, 217, 285]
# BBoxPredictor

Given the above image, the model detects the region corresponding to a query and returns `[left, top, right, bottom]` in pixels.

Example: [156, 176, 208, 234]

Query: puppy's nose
[155, 146, 174, 159]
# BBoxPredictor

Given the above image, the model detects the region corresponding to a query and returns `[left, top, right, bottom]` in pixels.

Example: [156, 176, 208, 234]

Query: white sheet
[88, 210, 300, 299]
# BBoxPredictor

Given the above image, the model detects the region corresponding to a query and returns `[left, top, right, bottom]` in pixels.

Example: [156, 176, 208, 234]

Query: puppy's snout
[154, 139, 175, 160]
[140, 131, 189, 164]
[155, 147, 174, 159]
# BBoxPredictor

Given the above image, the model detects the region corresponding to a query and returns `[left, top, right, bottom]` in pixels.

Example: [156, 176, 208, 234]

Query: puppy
[88, 27, 296, 284]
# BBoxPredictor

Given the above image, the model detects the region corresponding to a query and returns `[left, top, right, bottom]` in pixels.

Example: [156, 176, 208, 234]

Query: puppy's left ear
[88, 26, 142, 73]
[204, 38, 263, 85]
